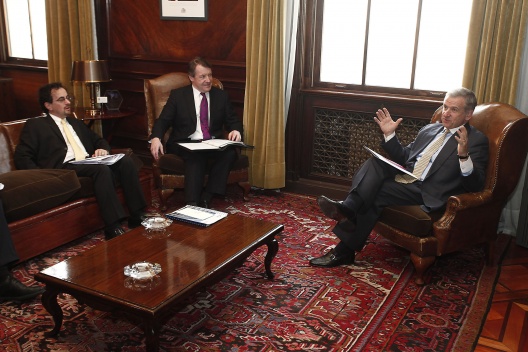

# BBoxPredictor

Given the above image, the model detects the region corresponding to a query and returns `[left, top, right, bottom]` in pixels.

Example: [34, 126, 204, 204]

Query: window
[318, 0, 473, 94]
[2, 0, 47, 61]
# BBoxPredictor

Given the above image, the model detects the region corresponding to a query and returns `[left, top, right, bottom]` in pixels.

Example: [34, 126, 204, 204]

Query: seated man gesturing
[310, 88, 489, 267]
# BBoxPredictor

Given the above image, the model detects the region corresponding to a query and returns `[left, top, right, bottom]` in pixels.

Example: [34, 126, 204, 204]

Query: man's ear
[44, 101, 52, 112]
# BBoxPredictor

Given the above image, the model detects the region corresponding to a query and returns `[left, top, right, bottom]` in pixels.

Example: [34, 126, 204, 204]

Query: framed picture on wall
[160, 0, 208, 21]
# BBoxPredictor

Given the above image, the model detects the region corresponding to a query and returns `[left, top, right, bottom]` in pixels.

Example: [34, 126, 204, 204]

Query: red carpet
[0, 190, 507, 351]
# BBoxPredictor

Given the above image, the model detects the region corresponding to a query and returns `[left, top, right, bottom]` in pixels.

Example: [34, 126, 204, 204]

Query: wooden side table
[73, 107, 136, 142]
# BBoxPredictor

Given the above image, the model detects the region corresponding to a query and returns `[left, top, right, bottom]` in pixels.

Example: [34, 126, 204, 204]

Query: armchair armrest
[434, 189, 495, 254]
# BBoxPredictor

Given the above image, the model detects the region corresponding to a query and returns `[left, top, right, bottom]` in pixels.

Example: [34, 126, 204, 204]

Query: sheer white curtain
[499, 21, 528, 236]
[284, 0, 299, 127]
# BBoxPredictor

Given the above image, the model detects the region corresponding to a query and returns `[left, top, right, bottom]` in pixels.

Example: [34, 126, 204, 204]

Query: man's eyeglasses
[55, 96, 74, 103]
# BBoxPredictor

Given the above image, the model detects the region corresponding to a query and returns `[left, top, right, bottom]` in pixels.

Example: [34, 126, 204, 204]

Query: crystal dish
[141, 217, 172, 230]
[123, 262, 162, 279]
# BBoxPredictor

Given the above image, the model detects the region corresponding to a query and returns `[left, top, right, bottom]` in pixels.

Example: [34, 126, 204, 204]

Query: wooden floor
[475, 235, 528, 352]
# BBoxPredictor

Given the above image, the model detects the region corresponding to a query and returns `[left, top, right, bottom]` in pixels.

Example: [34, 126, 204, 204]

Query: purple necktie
[200, 92, 210, 140]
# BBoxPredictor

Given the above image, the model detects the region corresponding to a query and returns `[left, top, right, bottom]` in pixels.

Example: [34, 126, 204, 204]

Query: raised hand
[374, 108, 402, 137]
[454, 125, 469, 157]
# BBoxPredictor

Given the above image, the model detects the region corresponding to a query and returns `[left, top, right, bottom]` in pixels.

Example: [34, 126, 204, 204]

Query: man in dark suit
[14, 82, 148, 240]
[149, 57, 243, 208]
[310, 87, 489, 267]
[0, 201, 44, 301]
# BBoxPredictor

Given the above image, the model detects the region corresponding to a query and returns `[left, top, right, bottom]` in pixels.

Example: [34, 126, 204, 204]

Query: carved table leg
[264, 237, 279, 279]
[143, 318, 161, 352]
[41, 288, 63, 337]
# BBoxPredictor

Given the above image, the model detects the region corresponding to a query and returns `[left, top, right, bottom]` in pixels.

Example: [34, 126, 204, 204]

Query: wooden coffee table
[35, 214, 282, 351]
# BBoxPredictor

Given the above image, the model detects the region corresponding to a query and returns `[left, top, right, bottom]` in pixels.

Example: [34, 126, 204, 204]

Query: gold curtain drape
[46, 0, 96, 123]
[244, 1, 285, 189]
[463, 0, 528, 105]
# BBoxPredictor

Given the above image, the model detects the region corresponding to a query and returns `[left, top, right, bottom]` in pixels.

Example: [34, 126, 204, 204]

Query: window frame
[310, 0, 465, 99]
[0, 0, 47, 69]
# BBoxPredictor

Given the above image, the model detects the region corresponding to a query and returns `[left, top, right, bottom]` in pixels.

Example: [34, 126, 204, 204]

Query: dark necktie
[200, 92, 210, 140]
[395, 128, 448, 183]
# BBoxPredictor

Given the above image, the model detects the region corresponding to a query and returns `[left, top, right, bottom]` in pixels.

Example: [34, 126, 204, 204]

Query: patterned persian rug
[0, 190, 508, 351]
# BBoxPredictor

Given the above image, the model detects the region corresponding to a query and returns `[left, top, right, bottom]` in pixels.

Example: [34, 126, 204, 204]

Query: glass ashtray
[124, 262, 162, 279]
[141, 217, 172, 230]
[124, 276, 161, 291]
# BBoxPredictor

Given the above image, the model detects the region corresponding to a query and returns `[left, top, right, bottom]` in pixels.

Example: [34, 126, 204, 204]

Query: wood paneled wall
[1, 0, 248, 162]
[0, 68, 48, 120]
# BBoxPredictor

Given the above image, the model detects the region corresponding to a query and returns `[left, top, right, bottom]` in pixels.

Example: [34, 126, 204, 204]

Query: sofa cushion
[0, 169, 81, 222]
[70, 176, 96, 199]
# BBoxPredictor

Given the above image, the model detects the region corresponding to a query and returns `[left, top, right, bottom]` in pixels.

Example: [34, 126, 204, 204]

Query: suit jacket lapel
[44, 115, 67, 145]
[209, 87, 218, 121]
[425, 126, 466, 179]
[184, 85, 198, 125]
[408, 124, 444, 163]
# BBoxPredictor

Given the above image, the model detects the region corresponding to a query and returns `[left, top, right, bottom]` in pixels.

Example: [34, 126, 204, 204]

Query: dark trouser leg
[177, 148, 237, 204]
[0, 201, 18, 268]
[205, 148, 236, 195]
[109, 155, 147, 216]
[342, 157, 398, 212]
[64, 163, 126, 226]
[178, 150, 208, 204]
[333, 179, 423, 252]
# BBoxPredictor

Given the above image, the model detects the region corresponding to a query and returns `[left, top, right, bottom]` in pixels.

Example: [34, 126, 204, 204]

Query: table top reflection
[36, 214, 283, 312]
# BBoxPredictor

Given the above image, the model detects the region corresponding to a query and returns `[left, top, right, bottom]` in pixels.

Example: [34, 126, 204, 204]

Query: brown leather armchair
[374, 103, 528, 285]
[144, 72, 250, 210]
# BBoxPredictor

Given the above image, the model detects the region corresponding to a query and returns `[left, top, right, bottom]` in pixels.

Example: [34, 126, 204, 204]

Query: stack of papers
[363, 146, 417, 179]
[69, 153, 125, 165]
[178, 139, 254, 151]
[166, 205, 228, 227]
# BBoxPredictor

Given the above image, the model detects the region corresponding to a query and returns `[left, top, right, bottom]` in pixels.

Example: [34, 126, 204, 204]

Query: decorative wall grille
[312, 108, 429, 179]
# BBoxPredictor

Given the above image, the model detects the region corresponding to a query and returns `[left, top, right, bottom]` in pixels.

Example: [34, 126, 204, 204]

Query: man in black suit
[0, 201, 44, 301]
[149, 57, 243, 208]
[310, 87, 489, 267]
[14, 82, 148, 240]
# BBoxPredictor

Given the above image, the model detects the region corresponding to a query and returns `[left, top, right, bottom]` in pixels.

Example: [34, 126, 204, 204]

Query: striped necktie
[395, 128, 448, 184]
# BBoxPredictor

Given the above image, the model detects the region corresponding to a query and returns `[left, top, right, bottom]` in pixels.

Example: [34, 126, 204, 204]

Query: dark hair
[39, 82, 65, 113]
[446, 87, 478, 112]
[188, 57, 212, 76]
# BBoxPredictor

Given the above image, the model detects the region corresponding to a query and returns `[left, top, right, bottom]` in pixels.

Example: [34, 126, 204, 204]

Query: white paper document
[178, 139, 253, 151]
[363, 146, 417, 179]
[166, 205, 228, 227]
[69, 153, 125, 165]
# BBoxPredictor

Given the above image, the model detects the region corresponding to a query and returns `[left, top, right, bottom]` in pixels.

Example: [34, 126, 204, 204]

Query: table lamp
[71, 60, 111, 116]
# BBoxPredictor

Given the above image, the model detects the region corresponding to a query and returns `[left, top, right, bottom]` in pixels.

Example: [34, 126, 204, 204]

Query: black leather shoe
[0, 275, 44, 301]
[104, 226, 126, 240]
[309, 249, 355, 267]
[317, 195, 356, 223]
[128, 212, 160, 228]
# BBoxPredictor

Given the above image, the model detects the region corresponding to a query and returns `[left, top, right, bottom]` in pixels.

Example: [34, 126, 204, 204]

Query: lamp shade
[71, 60, 111, 83]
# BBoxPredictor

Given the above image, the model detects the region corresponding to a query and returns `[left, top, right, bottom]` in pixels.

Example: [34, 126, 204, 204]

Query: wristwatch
[458, 154, 469, 160]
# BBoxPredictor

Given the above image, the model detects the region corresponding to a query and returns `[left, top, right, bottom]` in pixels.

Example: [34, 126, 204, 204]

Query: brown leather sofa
[0, 118, 152, 263]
